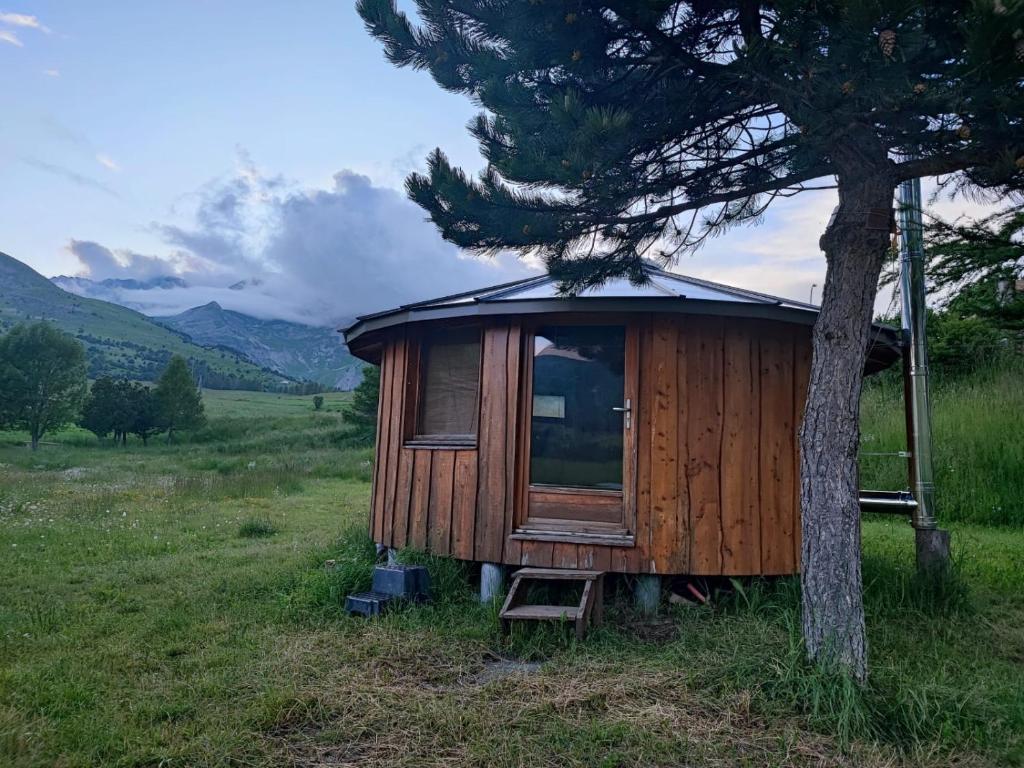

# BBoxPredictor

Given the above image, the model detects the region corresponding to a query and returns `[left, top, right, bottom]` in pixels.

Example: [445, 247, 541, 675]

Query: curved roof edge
[342, 263, 903, 374]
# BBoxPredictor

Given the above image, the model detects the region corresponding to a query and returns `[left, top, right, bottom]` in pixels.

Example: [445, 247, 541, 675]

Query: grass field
[860, 361, 1024, 526]
[1, 382, 1022, 767]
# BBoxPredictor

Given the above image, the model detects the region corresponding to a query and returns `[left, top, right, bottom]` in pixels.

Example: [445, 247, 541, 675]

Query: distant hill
[0, 252, 291, 390]
[156, 302, 364, 390]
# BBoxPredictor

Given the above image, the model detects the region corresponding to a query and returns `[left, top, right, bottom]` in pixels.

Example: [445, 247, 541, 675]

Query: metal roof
[343, 261, 902, 372]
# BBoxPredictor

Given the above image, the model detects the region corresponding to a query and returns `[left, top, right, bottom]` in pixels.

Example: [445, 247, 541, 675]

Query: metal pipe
[859, 490, 918, 514]
[897, 175, 938, 530]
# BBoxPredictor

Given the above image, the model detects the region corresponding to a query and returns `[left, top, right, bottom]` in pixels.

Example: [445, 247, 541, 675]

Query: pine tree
[0, 323, 87, 450]
[925, 208, 1024, 331]
[344, 365, 380, 445]
[154, 355, 206, 444]
[359, 0, 1024, 681]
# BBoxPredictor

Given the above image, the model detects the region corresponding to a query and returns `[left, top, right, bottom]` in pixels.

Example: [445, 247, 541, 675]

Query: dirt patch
[467, 653, 543, 686]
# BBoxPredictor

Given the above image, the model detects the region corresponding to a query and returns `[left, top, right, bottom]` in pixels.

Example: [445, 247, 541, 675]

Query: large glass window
[414, 326, 481, 441]
[529, 325, 625, 489]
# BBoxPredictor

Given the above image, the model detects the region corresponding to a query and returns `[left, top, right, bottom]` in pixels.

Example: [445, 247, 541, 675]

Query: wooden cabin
[344, 263, 900, 580]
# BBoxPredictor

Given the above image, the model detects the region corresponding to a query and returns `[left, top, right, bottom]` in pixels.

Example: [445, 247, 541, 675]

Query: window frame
[402, 323, 482, 449]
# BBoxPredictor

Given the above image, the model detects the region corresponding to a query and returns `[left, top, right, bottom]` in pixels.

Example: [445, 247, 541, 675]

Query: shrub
[238, 518, 278, 538]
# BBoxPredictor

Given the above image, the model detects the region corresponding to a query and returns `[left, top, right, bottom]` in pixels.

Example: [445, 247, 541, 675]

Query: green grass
[0, 388, 1022, 766]
[860, 361, 1024, 525]
[201, 389, 351, 418]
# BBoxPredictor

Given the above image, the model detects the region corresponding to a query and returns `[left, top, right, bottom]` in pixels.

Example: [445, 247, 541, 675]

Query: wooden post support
[634, 575, 660, 615]
[480, 562, 505, 603]
[915, 528, 951, 577]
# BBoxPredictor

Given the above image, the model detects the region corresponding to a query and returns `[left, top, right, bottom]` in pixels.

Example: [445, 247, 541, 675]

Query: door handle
[612, 399, 631, 429]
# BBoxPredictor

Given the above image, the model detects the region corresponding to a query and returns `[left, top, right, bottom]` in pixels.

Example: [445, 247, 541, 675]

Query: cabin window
[410, 326, 481, 444]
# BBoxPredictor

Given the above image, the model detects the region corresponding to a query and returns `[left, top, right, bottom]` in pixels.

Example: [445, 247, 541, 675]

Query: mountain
[156, 302, 364, 390]
[0, 252, 290, 390]
[50, 274, 190, 313]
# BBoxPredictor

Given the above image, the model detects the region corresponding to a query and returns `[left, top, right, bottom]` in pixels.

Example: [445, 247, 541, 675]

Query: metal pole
[896, 176, 937, 531]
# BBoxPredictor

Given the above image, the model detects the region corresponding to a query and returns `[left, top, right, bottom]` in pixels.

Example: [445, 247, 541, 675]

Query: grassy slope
[1, 392, 1022, 767]
[860, 361, 1024, 525]
[157, 303, 365, 390]
[0, 252, 285, 388]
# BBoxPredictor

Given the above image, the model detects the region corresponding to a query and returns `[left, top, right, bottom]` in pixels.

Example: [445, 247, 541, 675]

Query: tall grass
[860, 359, 1024, 525]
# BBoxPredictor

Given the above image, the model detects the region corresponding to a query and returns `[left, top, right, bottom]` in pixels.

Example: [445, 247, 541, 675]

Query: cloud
[64, 156, 533, 325]
[0, 12, 50, 47]
[68, 240, 203, 283]
[21, 157, 120, 197]
[95, 153, 120, 172]
[65, 153, 998, 326]
[43, 68, 59, 77]
[0, 12, 49, 32]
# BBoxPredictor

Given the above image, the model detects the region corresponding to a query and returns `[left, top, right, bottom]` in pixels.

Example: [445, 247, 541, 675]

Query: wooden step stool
[499, 568, 605, 640]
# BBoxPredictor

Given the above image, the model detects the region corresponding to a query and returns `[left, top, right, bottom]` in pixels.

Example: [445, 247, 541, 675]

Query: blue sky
[0, 2, 988, 324]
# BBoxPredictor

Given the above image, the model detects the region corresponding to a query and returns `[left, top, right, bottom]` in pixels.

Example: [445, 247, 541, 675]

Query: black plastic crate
[345, 591, 395, 617]
[371, 564, 431, 601]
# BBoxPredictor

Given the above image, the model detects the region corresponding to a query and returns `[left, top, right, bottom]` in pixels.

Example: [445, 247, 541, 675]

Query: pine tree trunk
[800, 142, 895, 683]
[30, 433, 39, 451]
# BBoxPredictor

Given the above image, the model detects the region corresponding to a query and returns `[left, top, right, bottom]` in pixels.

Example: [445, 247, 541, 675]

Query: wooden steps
[499, 568, 605, 640]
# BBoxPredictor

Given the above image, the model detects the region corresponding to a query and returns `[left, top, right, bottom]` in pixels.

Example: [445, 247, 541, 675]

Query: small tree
[154, 355, 206, 444]
[129, 384, 161, 446]
[79, 376, 120, 441]
[0, 323, 87, 450]
[313, 394, 325, 411]
[110, 379, 142, 446]
[344, 365, 380, 444]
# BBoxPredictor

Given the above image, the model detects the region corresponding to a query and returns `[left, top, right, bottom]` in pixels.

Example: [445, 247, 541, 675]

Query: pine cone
[879, 29, 896, 58]
[841, 80, 855, 95]
[957, 124, 972, 140]
[913, 83, 927, 95]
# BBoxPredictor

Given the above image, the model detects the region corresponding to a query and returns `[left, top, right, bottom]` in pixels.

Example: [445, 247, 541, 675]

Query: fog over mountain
[60, 156, 532, 327]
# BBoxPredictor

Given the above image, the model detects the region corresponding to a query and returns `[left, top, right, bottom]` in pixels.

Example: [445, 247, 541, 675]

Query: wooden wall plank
[792, 327, 812, 571]
[674, 316, 692, 573]
[427, 451, 456, 555]
[552, 542, 579, 569]
[451, 450, 478, 560]
[687, 317, 725, 574]
[370, 340, 392, 544]
[649, 318, 679, 574]
[721, 322, 761, 575]
[588, 546, 612, 572]
[503, 324, 522, 564]
[475, 322, 510, 563]
[408, 450, 433, 550]
[383, 335, 409, 548]
[392, 448, 414, 548]
[520, 540, 554, 568]
[632, 319, 655, 573]
[759, 328, 797, 574]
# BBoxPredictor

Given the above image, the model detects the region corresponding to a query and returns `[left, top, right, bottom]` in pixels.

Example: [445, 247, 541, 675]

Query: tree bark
[800, 137, 895, 683]
[30, 433, 39, 451]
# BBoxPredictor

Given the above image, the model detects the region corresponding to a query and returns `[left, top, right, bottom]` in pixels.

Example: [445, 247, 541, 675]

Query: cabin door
[516, 322, 638, 545]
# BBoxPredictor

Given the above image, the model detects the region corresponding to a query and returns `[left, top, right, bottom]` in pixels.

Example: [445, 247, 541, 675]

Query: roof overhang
[343, 295, 902, 375]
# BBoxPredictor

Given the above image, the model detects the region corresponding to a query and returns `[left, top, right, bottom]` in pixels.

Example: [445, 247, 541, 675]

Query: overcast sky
[0, 2, 994, 325]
